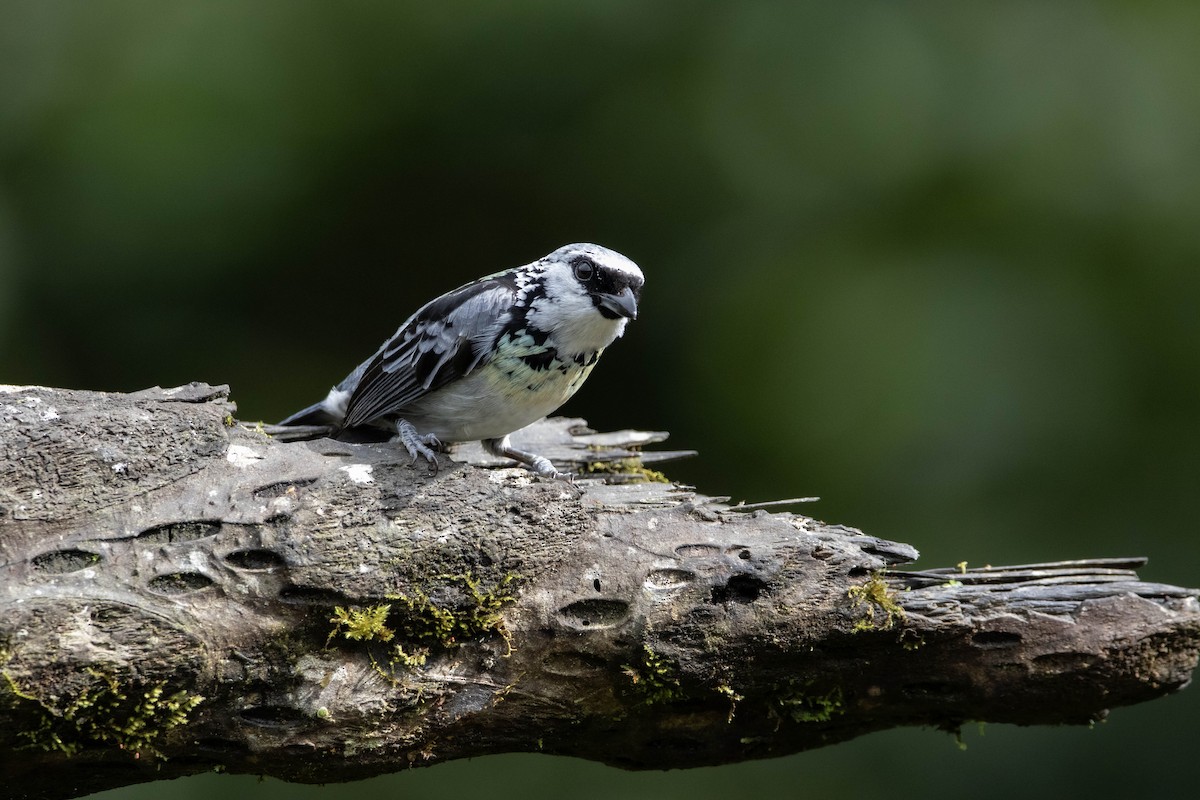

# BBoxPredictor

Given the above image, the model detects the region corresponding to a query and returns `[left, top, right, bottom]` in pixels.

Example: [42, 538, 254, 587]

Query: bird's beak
[597, 286, 639, 320]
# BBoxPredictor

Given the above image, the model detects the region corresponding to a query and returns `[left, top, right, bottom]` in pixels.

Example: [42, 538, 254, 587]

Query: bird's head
[526, 243, 644, 351]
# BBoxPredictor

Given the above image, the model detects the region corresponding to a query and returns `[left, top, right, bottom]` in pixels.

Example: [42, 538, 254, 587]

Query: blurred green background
[2, 2, 1198, 798]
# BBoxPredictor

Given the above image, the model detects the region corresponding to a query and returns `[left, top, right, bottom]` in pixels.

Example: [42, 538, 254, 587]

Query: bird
[276, 243, 643, 480]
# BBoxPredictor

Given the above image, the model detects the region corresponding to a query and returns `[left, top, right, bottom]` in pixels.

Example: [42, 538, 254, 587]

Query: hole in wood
[644, 568, 696, 590]
[710, 574, 766, 604]
[973, 630, 1023, 649]
[543, 650, 610, 677]
[31, 548, 102, 574]
[137, 520, 222, 544]
[252, 478, 317, 499]
[675, 544, 721, 558]
[225, 549, 287, 571]
[149, 572, 214, 594]
[1033, 651, 1100, 673]
[239, 705, 308, 728]
[557, 598, 632, 629]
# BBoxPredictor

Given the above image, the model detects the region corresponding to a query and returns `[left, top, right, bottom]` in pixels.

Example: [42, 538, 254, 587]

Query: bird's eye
[573, 259, 595, 281]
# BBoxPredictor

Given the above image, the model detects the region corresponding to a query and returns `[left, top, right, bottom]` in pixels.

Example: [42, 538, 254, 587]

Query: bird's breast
[399, 348, 602, 443]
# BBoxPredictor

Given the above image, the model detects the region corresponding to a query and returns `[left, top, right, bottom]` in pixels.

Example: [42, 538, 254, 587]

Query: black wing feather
[340, 275, 519, 429]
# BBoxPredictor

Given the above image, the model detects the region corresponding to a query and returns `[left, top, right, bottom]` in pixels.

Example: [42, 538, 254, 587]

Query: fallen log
[1, 383, 1196, 800]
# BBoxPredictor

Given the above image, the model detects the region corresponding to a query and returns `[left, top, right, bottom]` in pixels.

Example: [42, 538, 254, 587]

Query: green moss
[2, 665, 38, 709]
[622, 645, 686, 705]
[389, 644, 429, 670]
[847, 571, 906, 632]
[327, 605, 396, 646]
[716, 684, 744, 722]
[326, 575, 518, 686]
[360, 643, 429, 688]
[585, 457, 669, 484]
[621, 651, 753, 714]
[10, 669, 202, 759]
[389, 588, 457, 645]
[777, 681, 844, 723]
[387, 572, 519, 649]
[326, 574, 519, 657]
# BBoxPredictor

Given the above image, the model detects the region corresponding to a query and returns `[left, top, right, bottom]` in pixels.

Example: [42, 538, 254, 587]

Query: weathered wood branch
[1, 384, 1197, 800]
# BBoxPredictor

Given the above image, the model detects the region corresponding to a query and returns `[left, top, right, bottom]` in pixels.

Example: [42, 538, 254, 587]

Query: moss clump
[326, 608, 429, 683]
[327, 574, 519, 655]
[11, 669, 202, 759]
[847, 571, 906, 632]
[622, 645, 686, 705]
[327, 605, 396, 646]
[777, 682, 844, 723]
[388, 572, 519, 649]
[326, 575, 518, 685]
[585, 457, 669, 484]
[389, 644, 429, 670]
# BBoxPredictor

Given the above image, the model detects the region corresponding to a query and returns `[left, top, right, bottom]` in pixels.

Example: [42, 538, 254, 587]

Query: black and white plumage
[278, 243, 643, 479]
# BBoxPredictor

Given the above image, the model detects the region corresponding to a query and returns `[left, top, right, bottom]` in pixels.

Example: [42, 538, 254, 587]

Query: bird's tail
[278, 400, 338, 428]
[266, 401, 340, 441]
[268, 399, 391, 443]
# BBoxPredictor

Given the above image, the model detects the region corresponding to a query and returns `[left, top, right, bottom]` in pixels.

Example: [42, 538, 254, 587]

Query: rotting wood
[1, 383, 1197, 800]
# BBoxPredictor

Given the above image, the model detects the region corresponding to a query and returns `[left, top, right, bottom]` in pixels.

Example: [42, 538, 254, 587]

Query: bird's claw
[396, 420, 442, 473]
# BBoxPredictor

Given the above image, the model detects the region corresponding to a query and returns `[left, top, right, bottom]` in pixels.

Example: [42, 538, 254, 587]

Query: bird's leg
[395, 419, 441, 471]
[483, 435, 572, 481]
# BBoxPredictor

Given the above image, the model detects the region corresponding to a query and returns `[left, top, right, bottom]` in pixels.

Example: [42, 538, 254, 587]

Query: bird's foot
[483, 435, 574, 482]
[528, 453, 572, 482]
[395, 419, 441, 472]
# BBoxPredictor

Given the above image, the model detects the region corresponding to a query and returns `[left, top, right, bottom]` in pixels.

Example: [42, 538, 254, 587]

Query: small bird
[277, 243, 643, 479]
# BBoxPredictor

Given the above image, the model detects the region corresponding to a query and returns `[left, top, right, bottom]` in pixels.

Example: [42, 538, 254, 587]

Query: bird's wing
[340, 274, 520, 429]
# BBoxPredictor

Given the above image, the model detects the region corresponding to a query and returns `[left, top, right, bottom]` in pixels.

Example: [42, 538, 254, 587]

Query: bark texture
[1, 383, 1197, 800]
